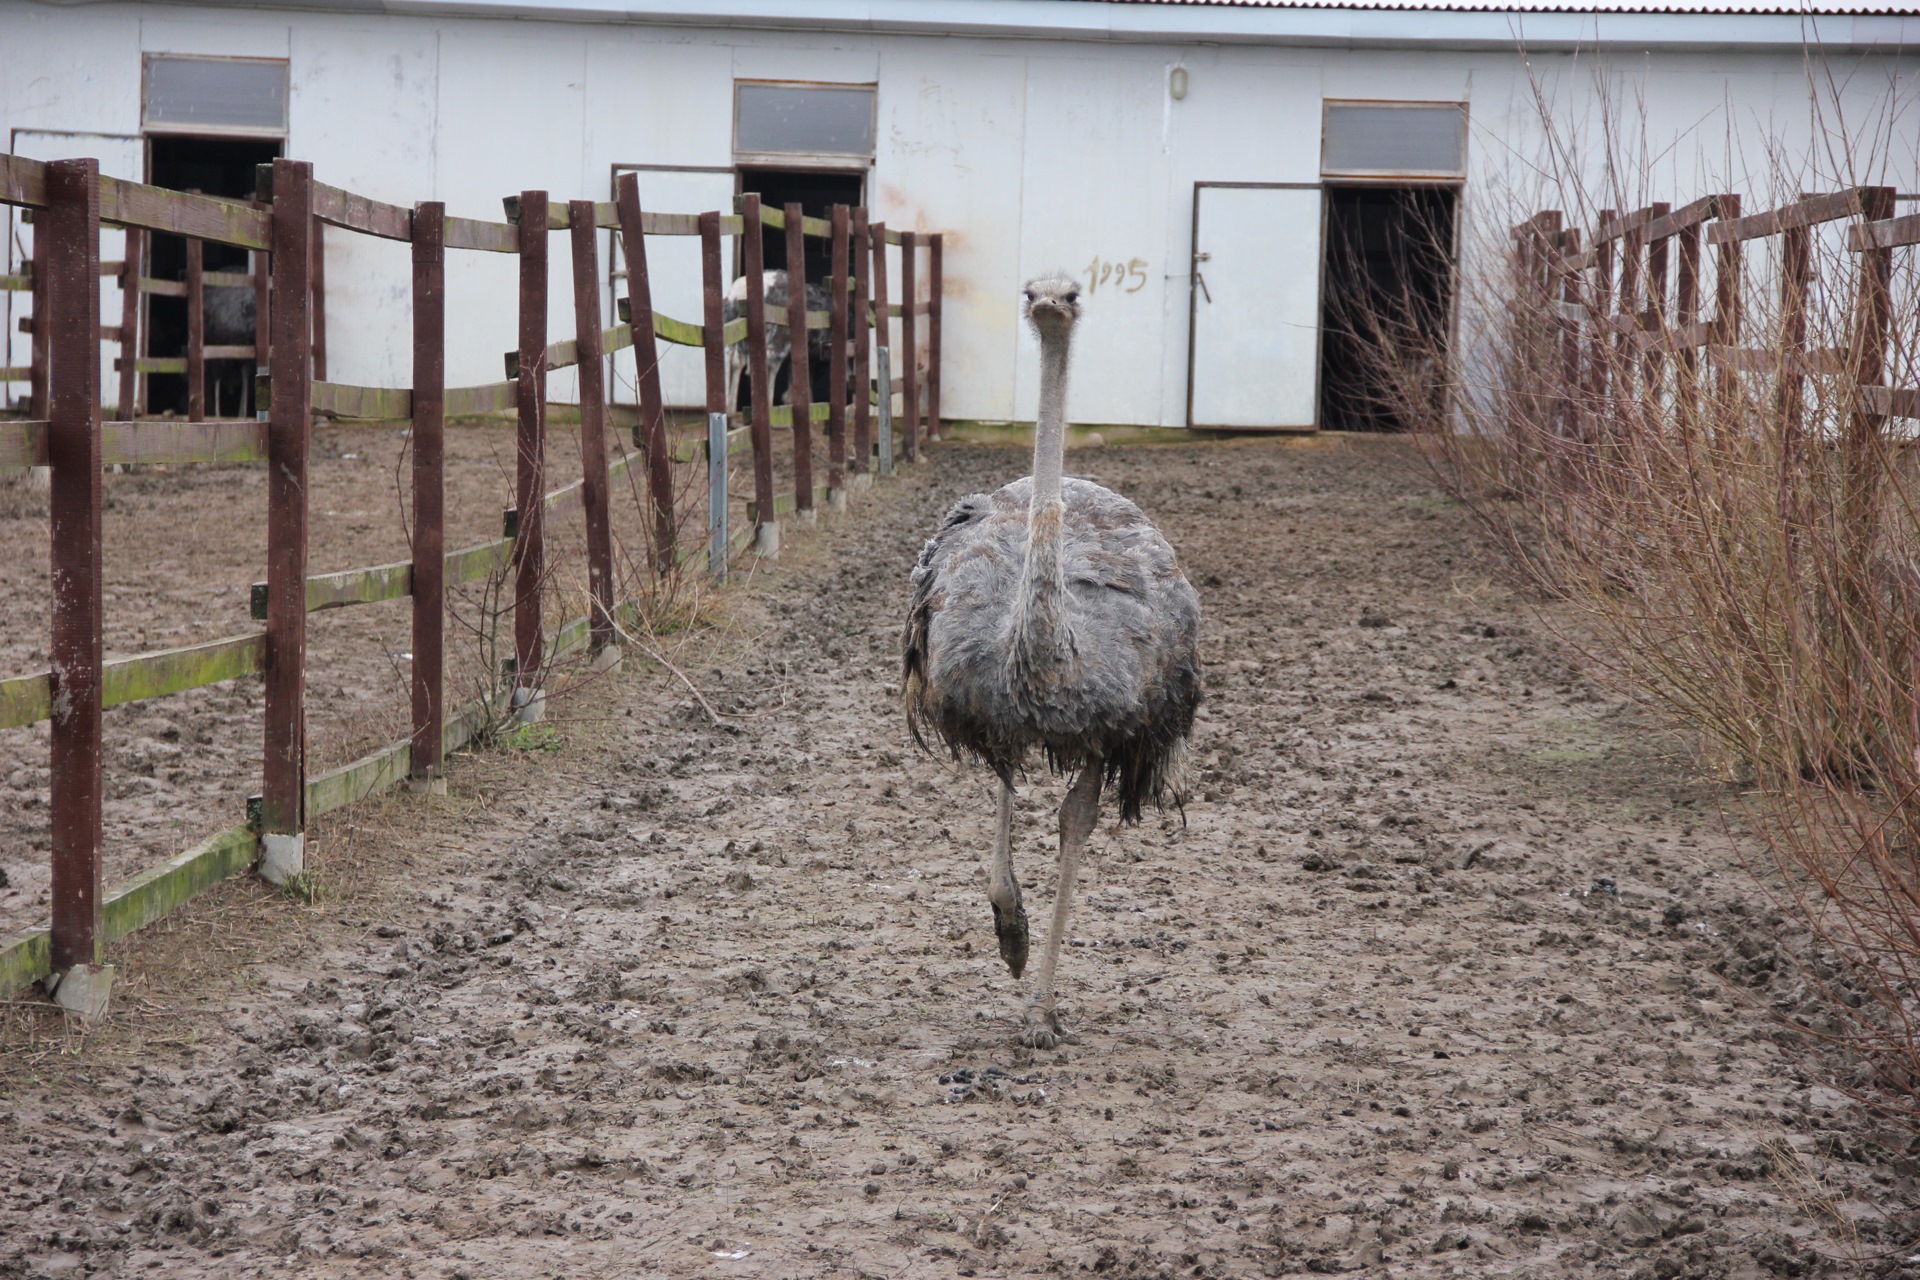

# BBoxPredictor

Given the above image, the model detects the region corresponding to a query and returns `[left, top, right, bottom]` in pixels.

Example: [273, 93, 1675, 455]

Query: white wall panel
[1015, 54, 1170, 427]
[293, 25, 438, 394]
[435, 27, 587, 392]
[140, 16, 289, 59]
[872, 50, 1027, 422]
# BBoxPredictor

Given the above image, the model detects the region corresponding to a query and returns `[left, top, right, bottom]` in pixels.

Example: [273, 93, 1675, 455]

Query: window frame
[732, 79, 878, 169]
[141, 53, 291, 139]
[1320, 100, 1469, 184]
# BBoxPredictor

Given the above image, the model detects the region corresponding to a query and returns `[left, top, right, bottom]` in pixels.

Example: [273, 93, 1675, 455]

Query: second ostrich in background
[903, 275, 1203, 1048]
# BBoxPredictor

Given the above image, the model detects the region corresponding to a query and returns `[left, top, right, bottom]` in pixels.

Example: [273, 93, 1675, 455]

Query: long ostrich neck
[1030, 324, 1071, 510]
[1016, 321, 1072, 663]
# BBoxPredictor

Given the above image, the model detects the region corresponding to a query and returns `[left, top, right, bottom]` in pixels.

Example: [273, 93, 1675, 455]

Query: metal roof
[1086, 0, 1911, 11]
[73, 0, 1920, 50]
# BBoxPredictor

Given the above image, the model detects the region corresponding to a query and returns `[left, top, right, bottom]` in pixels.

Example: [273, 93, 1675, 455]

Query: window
[1322, 102, 1468, 180]
[143, 55, 289, 137]
[734, 82, 876, 161]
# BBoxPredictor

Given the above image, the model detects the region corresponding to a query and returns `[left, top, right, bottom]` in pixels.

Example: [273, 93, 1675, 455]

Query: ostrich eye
[1064, 290, 1080, 304]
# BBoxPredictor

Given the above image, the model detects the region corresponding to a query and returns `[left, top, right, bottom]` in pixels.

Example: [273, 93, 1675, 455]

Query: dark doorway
[736, 167, 864, 280]
[734, 167, 865, 406]
[146, 134, 279, 417]
[1319, 186, 1457, 433]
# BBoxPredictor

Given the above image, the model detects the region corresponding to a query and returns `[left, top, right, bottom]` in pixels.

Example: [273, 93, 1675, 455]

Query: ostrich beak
[993, 897, 1030, 978]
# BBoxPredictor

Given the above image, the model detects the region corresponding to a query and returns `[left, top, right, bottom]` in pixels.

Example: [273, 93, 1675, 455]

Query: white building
[3, 0, 1915, 429]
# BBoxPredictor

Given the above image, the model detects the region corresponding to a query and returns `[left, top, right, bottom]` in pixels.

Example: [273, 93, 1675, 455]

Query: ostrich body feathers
[903, 474, 1202, 822]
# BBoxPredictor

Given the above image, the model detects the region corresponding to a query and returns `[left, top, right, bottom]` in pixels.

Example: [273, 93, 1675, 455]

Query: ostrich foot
[1018, 1003, 1073, 1049]
[992, 896, 1030, 978]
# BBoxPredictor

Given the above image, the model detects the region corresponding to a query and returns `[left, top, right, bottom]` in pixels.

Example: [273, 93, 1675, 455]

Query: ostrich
[902, 275, 1203, 1048]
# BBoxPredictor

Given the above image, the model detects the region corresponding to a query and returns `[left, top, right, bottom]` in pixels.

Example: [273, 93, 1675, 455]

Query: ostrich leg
[988, 779, 1029, 977]
[1022, 761, 1103, 1048]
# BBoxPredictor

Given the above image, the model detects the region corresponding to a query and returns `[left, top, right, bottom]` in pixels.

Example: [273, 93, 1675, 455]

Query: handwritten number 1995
[1084, 256, 1149, 294]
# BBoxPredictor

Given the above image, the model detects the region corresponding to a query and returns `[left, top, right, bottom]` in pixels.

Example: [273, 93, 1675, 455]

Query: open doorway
[1318, 186, 1457, 433]
[146, 134, 279, 418]
[735, 167, 864, 408]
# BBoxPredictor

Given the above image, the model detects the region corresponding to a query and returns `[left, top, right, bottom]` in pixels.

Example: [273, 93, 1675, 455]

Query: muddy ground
[2, 434, 1916, 1278]
[0, 415, 729, 938]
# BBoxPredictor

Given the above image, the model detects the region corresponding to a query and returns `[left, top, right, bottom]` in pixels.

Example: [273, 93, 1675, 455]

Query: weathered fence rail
[0, 148, 948, 1005]
[1514, 184, 1913, 447]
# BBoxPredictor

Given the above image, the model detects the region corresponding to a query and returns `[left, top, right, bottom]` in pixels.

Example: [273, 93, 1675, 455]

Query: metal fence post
[709, 411, 728, 581]
[261, 158, 314, 885]
[44, 158, 107, 1006]
[410, 201, 446, 785]
[699, 209, 729, 577]
[512, 191, 549, 722]
[827, 204, 849, 510]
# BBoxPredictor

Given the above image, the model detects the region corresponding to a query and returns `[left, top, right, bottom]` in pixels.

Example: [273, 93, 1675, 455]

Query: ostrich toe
[1019, 1004, 1072, 1049]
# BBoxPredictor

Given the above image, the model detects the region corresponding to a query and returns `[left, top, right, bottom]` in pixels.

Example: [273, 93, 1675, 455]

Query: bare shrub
[1348, 65, 1920, 1119]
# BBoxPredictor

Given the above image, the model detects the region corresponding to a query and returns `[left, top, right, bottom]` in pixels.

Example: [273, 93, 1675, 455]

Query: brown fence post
[1591, 211, 1615, 413]
[785, 203, 814, 519]
[410, 201, 446, 785]
[851, 208, 872, 485]
[116, 229, 141, 421]
[1674, 215, 1702, 424]
[615, 175, 676, 575]
[921, 233, 936, 443]
[186, 235, 205, 422]
[310, 215, 327, 383]
[1842, 186, 1900, 602]
[827, 204, 849, 509]
[44, 158, 107, 1005]
[1776, 218, 1812, 446]
[1558, 227, 1583, 443]
[512, 191, 549, 720]
[1618, 216, 1643, 394]
[1641, 203, 1671, 392]
[872, 221, 891, 469]
[901, 230, 920, 464]
[568, 198, 619, 661]
[261, 158, 313, 885]
[743, 194, 777, 556]
[1710, 195, 1743, 413]
[699, 209, 729, 576]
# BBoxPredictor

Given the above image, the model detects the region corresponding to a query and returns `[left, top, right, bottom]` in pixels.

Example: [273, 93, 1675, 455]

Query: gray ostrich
[902, 275, 1203, 1048]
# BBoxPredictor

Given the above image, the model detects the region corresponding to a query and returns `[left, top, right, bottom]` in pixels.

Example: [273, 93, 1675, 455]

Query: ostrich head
[1022, 275, 1083, 336]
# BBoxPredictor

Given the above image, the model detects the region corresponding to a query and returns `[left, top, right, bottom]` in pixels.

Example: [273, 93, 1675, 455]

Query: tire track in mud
[1, 436, 1909, 1279]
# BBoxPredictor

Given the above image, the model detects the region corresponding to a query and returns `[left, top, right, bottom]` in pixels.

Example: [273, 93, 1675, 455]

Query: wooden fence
[0, 151, 945, 1000]
[3, 221, 300, 422]
[1510, 185, 1915, 437]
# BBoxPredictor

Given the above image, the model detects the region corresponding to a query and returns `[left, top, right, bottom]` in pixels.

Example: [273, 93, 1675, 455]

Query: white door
[609, 166, 737, 411]
[7, 130, 143, 414]
[1187, 183, 1323, 431]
